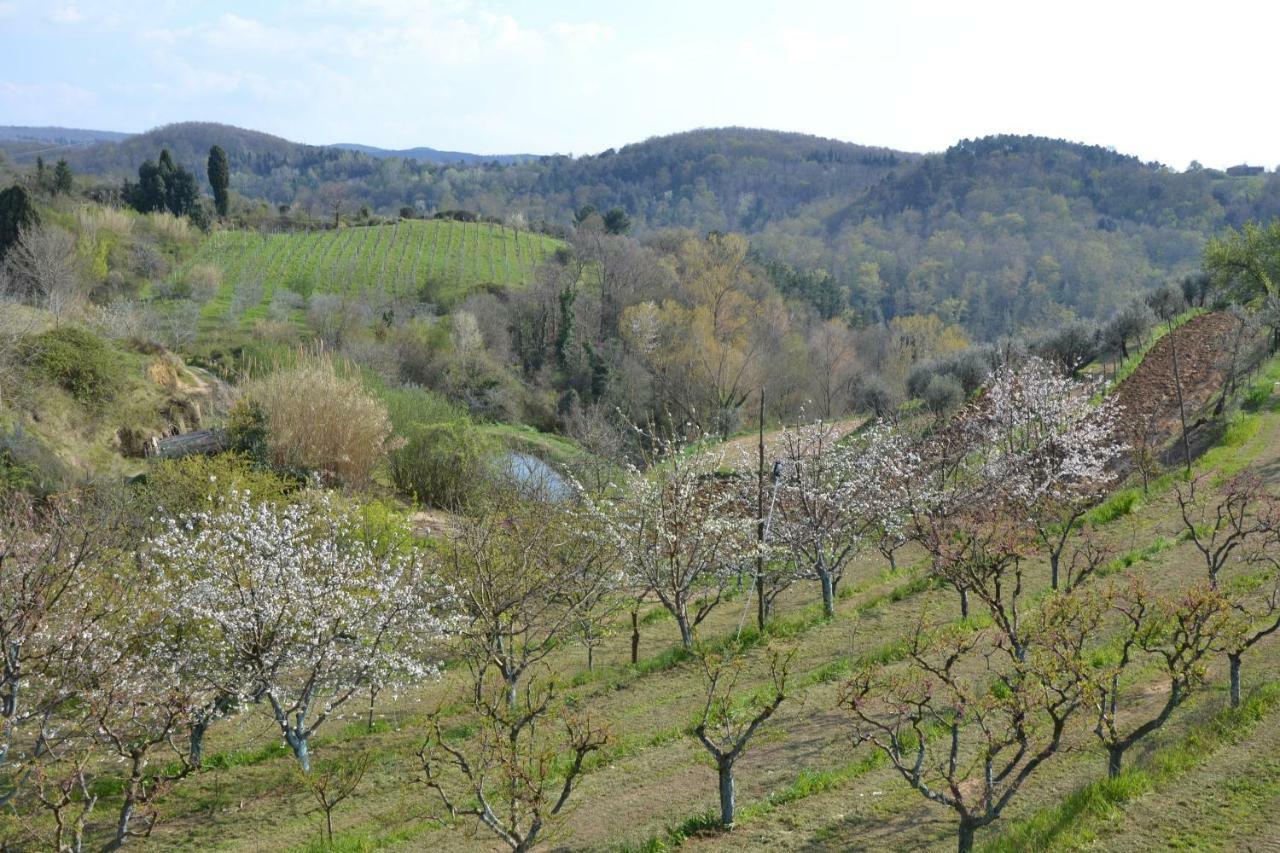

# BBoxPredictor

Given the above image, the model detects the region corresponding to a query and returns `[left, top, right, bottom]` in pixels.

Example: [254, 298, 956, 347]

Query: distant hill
[62, 122, 341, 181]
[0, 125, 132, 145]
[0, 125, 133, 162]
[331, 142, 536, 165]
[40, 120, 1280, 339]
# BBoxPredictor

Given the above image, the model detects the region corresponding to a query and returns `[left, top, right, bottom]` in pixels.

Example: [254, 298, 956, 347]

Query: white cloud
[0, 80, 96, 108]
[550, 21, 614, 47]
[48, 4, 83, 24]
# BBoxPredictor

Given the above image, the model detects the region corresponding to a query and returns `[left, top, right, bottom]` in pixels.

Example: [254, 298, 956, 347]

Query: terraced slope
[186, 219, 562, 332]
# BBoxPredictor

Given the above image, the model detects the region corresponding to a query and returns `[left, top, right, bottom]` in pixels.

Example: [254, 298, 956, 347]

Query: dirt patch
[408, 508, 464, 540]
[1113, 312, 1251, 454]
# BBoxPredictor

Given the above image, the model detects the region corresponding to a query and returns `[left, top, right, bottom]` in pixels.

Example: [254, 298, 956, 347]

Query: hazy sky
[2, 0, 1277, 168]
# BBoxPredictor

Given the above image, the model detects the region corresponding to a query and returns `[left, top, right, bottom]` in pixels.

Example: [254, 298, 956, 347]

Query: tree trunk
[630, 610, 640, 664]
[959, 587, 970, 619]
[718, 761, 736, 828]
[1229, 652, 1242, 709]
[103, 798, 133, 852]
[819, 570, 835, 619]
[1049, 551, 1060, 591]
[190, 719, 208, 768]
[756, 391, 767, 633]
[286, 731, 311, 773]
[587, 644, 594, 672]
[957, 817, 977, 853]
[1107, 743, 1125, 779]
[677, 612, 694, 651]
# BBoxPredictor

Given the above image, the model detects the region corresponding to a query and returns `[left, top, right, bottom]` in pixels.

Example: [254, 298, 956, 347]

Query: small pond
[501, 452, 572, 501]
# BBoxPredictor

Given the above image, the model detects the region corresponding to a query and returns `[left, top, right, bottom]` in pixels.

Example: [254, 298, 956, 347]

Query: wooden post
[756, 392, 766, 633]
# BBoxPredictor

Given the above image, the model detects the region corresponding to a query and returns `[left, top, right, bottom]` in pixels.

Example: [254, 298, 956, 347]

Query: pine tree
[52, 159, 73, 195]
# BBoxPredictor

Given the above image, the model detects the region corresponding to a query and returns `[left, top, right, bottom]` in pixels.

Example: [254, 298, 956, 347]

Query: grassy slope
[112, 353, 1280, 853]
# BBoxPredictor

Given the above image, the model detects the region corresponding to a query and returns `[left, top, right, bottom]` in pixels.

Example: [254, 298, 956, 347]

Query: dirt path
[715, 416, 867, 466]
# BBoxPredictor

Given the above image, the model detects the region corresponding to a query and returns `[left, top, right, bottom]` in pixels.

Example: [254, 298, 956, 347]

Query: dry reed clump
[74, 205, 134, 242]
[185, 263, 223, 302]
[145, 211, 192, 242]
[242, 349, 394, 486]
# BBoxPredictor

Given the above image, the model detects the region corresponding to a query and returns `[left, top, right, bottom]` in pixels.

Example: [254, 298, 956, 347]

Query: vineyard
[184, 219, 562, 333]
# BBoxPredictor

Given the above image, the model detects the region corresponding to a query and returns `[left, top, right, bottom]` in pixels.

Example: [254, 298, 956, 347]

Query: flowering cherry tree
[598, 436, 753, 650]
[148, 492, 451, 771]
[970, 358, 1126, 589]
[0, 493, 123, 808]
[773, 423, 911, 617]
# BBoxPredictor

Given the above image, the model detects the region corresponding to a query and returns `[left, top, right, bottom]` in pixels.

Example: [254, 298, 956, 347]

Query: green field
[186, 219, 562, 333]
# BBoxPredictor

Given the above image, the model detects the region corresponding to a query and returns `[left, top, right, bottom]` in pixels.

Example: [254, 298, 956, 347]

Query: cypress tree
[0, 185, 38, 260]
[207, 145, 230, 217]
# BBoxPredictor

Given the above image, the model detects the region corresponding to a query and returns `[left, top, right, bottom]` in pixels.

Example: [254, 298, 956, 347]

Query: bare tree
[419, 668, 608, 853]
[440, 496, 618, 706]
[3, 225, 81, 319]
[297, 752, 372, 845]
[693, 645, 793, 828]
[1175, 470, 1280, 705]
[844, 595, 1093, 853]
[1091, 578, 1229, 776]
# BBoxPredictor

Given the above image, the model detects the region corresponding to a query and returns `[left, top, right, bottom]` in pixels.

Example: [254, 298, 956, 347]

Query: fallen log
[146, 428, 229, 460]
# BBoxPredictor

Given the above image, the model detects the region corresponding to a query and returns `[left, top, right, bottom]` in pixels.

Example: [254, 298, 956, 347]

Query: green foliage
[123, 149, 199, 217]
[603, 207, 631, 235]
[19, 325, 124, 404]
[1204, 219, 1280, 301]
[388, 419, 496, 510]
[1085, 489, 1140, 525]
[135, 452, 297, 518]
[52, 159, 73, 195]
[224, 398, 270, 466]
[186, 219, 560, 330]
[0, 423, 67, 498]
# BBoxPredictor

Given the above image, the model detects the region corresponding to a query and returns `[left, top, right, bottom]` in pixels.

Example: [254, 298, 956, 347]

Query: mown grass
[983, 681, 1280, 851]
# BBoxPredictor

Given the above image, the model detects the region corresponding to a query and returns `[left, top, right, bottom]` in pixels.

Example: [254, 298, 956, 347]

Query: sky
[1, 0, 1277, 168]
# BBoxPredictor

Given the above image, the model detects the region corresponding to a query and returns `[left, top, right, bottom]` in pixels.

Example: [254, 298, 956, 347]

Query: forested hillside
[44, 123, 1280, 340]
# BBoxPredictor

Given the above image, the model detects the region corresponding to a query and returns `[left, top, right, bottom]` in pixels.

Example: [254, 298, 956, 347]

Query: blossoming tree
[148, 492, 451, 771]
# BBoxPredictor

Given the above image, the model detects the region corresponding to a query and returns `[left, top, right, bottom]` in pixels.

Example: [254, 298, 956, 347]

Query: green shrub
[135, 452, 297, 520]
[20, 325, 125, 404]
[389, 419, 496, 510]
[224, 398, 270, 466]
[0, 426, 66, 497]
